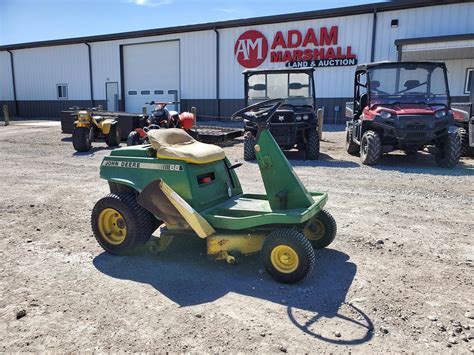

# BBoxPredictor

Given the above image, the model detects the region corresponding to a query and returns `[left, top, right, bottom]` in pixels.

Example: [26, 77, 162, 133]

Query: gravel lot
[0, 120, 473, 353]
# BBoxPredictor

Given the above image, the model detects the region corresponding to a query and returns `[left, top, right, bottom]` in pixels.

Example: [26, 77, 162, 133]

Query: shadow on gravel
[61, 137, 72, 142]
[72, 145, 121, 156]
[245, 152, 359, 169]
[371, 152, 473, 176]
[93, 236, 373, 345]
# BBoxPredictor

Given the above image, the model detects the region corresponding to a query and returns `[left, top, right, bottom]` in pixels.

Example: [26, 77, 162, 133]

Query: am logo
[234, 30, 268, 68]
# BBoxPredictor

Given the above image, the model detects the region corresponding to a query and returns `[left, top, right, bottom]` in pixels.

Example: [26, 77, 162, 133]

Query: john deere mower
[91, 99, 336, 283]
[71, 107, 121, 152]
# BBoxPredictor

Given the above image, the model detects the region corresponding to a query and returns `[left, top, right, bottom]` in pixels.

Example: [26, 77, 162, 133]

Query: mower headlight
[303, 114, 309, 120]
[380, 111, 392, 119]
[296, 115, 302, 121]
[435, 109, 447, 118]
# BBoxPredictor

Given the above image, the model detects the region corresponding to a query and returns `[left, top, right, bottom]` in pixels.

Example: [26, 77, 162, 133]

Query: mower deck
[202, 192, 327, 230]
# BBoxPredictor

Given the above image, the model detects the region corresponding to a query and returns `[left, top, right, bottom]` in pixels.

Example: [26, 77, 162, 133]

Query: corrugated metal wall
[0, 51, 14, 101]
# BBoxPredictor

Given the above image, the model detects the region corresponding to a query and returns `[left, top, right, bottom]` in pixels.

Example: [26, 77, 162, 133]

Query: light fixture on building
[391, 19, 399, 28]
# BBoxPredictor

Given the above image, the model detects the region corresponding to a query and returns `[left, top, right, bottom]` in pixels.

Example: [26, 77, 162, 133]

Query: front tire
[306, 129, 320, 160]
[91, 192, 156, 255]
[346, 129, 359, 156]
[435, 131, 460, 168]
[244, 131, 256, 161]
[72, 127, 92, 152]
[261, 229, 315, 283]
[105, 124, 121, 147]
[360, 130, 382, 165]
[303, 210, 337, 249]
[127, 131, 141, 146]
[458, 127, 473, 157]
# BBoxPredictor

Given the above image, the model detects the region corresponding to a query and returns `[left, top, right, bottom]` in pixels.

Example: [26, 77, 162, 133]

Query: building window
[128, 91, 137, 95]
[465, 68, 473, 94]
[141, 90, 150, 95]
[57, 84, 68, 99]
[154, 90, 164, 95]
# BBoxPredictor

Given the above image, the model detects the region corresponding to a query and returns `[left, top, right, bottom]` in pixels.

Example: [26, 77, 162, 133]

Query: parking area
[0, 121, 473, 352]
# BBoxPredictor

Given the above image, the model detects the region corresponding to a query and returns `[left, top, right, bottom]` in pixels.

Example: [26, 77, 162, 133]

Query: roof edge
[395, 33, 474, 46]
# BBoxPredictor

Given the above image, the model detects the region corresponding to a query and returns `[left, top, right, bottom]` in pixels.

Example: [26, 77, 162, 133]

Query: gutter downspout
[213, 28, 220, 118]
[85, 43, 94, 107]
[370, 8, 377, 62]
[7, 50, 18, 116]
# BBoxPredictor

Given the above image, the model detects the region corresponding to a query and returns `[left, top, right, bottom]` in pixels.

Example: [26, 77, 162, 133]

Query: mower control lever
[231, 98, 285, 127]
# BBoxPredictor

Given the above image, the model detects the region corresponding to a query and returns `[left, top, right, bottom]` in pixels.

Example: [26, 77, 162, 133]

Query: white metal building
[0, 0, 473, 121]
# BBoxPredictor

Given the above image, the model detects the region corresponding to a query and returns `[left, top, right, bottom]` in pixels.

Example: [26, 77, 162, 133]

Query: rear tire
[346, 128, 359, 156]
[261, 229, 315, 283]
[72, 127, 92, 152]
[127, 131, 141, 146]
[458, 127, 473, 157]
[244, 131, 256, 161]
[91, 192, 156, 255]
[435, 131, 460, 168]
[360, 130, 381, 165]
[105, 124, 121, 147]
[303, 210, 337, 249]
[306, 129, 320, 160]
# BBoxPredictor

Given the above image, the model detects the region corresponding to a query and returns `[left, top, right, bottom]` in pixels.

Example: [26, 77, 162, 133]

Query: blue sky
[0, 0, 381, 45]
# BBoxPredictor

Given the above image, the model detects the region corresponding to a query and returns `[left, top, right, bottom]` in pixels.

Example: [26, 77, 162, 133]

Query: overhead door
[123, 40, 180, 113]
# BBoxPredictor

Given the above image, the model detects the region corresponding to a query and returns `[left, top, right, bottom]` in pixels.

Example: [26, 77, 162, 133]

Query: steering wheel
[231, 98, 285, 126]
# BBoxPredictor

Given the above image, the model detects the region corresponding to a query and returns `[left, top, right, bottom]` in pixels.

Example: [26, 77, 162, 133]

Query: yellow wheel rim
[97, 208, 127, 245]
[304, 218, 325, 241]
[270, 245, 299, 273]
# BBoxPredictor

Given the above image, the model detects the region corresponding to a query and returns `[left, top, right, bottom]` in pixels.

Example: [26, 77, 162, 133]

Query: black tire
[261, 229, 315, 284]
[72, 127, 92, 152]
[360, 130, 382, 165]
[105, 124, 121, 147]
[403, 149, 417, 155]
[91, 192, 156, 255]
[435, 131, 460, 168]
[127, 131, 141, 146]
[303, 210, 337, 249]
[346, 129, 359, 156]
[458, 127, 473, 157]
[306, 129, 320, 160]
[244, 131, 256, 161]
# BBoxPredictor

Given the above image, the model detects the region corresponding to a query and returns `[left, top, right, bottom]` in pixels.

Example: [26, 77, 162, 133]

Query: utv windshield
[247, 72, 314, 107]
[368, 63, 449, 106]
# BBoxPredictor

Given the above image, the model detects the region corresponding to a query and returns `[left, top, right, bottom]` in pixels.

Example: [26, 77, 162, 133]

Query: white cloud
[128, 0, 173, 7]
[216, 8, 239, 14]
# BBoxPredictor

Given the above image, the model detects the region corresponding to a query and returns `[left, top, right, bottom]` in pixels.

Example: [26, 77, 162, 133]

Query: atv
[126, 101, 195, 146]
[242, 68, 320, 161]
[71, 107, 121, 152]
[91, 99, 337, 284]
[345, 61, 460, 168]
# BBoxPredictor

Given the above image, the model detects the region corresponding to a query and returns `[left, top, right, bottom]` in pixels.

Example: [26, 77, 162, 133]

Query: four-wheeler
[242, 68, 320, 161]
[345, 61, 460, 168]
[71, 107, 121, 152]
[127, 101, 195, 146]
[91, 99, 337, 283]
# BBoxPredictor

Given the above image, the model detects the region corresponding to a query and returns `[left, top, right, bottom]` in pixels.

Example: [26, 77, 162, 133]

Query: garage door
[123, 40, 180, 113]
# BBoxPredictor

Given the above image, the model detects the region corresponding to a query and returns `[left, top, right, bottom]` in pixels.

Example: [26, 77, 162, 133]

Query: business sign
[234, 26, 357, 68]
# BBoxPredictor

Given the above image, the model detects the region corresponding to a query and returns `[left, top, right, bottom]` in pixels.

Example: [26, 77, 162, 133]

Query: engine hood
[372, 104, 446, 115]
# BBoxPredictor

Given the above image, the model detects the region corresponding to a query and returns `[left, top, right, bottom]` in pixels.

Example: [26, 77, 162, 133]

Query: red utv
[345, 61, 460, 168]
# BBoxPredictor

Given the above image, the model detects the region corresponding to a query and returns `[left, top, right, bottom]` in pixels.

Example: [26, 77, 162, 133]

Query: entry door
[106, 82, 119, 111]
[123, 41, 180, 113]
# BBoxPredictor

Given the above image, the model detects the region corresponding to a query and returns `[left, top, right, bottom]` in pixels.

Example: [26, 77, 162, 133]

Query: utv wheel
[91, 192, 156, 255]
[458, 128, 473, 157]
[244, 132, 256, 161]
[435, 131, 460, 168]
[72, 127, 92, 152]
[127, 131, 141, 146]
[262, 229, 315, 283]
[105, 124, 121, 147]
[306, 129, 320, 160]
[346, 129, 359, 156]
[360, 130, 382, 165]
[303, 210, 337, 249]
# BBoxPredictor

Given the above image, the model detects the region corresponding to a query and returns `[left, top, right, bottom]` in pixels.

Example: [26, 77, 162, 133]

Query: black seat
[404, 80, 420, 90]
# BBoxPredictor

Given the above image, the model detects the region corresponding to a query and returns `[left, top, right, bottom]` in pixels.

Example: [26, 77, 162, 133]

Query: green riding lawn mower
[91, 99, 337, 283]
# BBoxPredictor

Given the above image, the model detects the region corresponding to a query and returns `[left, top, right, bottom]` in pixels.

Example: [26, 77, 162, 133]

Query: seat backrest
[370, 80, 380, 90]
[148, 128, 194, 150]
[358, 93, 368, 114]
[404, 80, 420, 90]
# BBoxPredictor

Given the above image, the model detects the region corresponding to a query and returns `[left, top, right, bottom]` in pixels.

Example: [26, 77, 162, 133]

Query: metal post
[3, 105, 10, 126]
[317, 108, 324, 140]
[142, 106, 147, 116]
[191, 107, 197, 127]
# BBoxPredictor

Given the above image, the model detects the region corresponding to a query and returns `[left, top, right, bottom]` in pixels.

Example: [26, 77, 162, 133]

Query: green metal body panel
[99, 127, 328, 231]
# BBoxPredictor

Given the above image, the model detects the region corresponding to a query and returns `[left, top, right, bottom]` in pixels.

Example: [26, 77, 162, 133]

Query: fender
[100, 118, 116, 134]
[74, 120, 91, 129]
